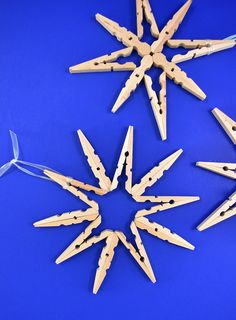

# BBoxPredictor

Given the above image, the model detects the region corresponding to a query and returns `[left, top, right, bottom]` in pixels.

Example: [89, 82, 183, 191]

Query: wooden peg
[153, 52, 206, 100]
[116, 230, 156, 282]
[144, 73, 167, 140]
[93, 232, 119, 294]
[197, 191, 236, 231]
[69, 47, 136, 73]
[132, 149, 183, 196]
[136, 0, 159, 39]
[134, 195, 200, 217]
[135, 217, 195, 250]
[167, 39, 235, 49]
[56, 215, 102, 264]
[172, 41, 236, 64]
[77, 130, 112, 191]
[96, 13, 151, 57]
[110, 126, 133, 193]
[151, 0, 192, 53]
[130, 221, 156, 282]
[44, 170, 99, 210]
[196, 162, 236, 179]
[112, 55, 153, 113]
[33, 208, 99, 227]
[212, 108, 236, 145]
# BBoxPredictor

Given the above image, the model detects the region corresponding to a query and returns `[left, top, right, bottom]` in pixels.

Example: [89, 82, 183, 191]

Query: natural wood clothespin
[111, 126, 133, 193]
[135, 217, 195, 250]
[136, 0, 159, 39]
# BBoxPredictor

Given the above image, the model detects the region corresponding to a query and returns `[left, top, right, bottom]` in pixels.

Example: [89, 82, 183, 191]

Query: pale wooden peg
[56, 215, 102, 264]
[167, 39, 234, 49]
[93, 232, 119, 294]
[172, 41, 236, 64]
[110, 126, 133, 194]
[153, 52, 206, 100]
[130, 221, 156, 282]
[44, 170, 99, 210]
[197, 191, 236, 231]
[116, 230, 156, 283]
[43, 170, 107, 195]
[196, 162, 236, 179]
[77, 130, 112, 191]
[212, 108, 236, 145]
[69, 47, 136, 73]
[96, 13, 151, 57]
[134, 195, 200, 217]
[132, 149, 183, 196]
[112, 55, 153, 113]
[135, 217, 195, 250]
[136, 0, 159, 40]
[33, 208, 99, 227]
[144, 73, 167, 140]
[151, 0, 192, 53]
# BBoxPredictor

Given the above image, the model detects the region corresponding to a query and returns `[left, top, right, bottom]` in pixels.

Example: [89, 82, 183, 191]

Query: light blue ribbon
[0, 131, 55, 180]
[224, 34, 236, 41]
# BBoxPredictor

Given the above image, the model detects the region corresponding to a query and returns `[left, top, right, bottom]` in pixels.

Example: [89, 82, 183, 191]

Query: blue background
[0, 0, 235, 319]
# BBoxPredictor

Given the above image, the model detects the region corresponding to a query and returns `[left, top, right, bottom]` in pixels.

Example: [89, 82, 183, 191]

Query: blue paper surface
[0, 0, 235, 319]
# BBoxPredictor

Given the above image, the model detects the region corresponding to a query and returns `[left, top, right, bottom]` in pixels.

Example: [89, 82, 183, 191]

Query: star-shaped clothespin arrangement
[69, 0, 235, 140]
[197, 108, 236, 231]
[34, 126, 199, 293]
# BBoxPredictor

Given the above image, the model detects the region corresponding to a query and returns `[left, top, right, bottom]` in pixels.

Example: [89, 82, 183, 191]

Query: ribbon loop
[0, 131, 56, 181]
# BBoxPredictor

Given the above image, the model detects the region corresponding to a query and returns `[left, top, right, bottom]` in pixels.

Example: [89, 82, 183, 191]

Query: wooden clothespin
[96, 13, 151, 57]
[153, 52, 206, 100]
[135, 216, 194, 250]
[116, 227, 156, 283]
[197, 191, 236, 231]
[196, 162, 236, 179]
[110, 126, 133, 193]
[132, 149, 183, 196]
[112, 55, 153, 113]
[172, 40, 236, 64]
[144, 73, 167, 140]
[136, 0, 159, 39]
[69, 47, 136, 73]
[212, 108, 236, 145]
[77, 130, 112, 192]
[55, 216, 102, 264]
[34, 207, 99, 227]
[151, 0, 192, 54]
[133, 195, 200, 218]
[167, 39, 234, 49]
[44, 170, 99, 209]
[93, 232, 119, 294]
